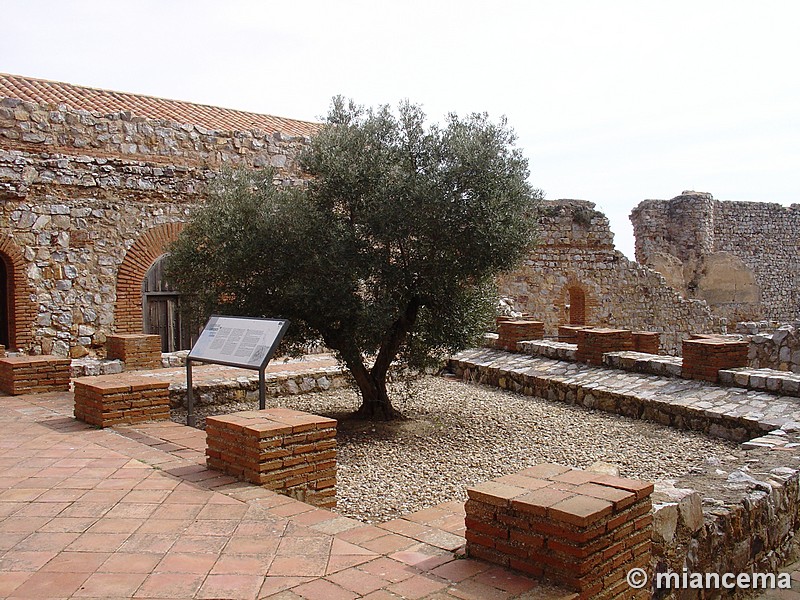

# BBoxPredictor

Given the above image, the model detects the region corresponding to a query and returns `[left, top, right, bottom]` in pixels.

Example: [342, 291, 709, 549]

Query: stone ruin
[631, 190, 800, 326]
[1, 74, 797, 363]
[0, 72, 314, 357]
[3, 72, 800, 596]
[498, 200, 724, 355]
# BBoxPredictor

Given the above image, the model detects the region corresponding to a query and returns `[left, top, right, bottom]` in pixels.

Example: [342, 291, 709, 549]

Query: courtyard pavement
[4, 350, 800, 599]
[0, 387, 574, 599]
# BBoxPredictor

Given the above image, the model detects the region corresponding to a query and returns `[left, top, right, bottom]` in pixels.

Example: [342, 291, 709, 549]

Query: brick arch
[114, 222, 184, 334]
[557, 278, 599, 327]
[0, 236, 37, 351]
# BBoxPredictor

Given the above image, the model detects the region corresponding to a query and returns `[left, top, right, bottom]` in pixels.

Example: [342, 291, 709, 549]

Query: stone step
[448, 348, 800, 442]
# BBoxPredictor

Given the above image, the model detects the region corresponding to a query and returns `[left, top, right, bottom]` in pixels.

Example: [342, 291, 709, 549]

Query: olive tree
[166, 97, 541, 420]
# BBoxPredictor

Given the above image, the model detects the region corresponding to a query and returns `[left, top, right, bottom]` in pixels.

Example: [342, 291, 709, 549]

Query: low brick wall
[465, 463, 653, 599]
[0, 355, 71, 395]
[206, 408, 337, 508]
[73, 374, 170, 427]
[632, 331, 660, 355]
[558, 325, 584, 343]
[682, 338, 748, 382]
[106, 334, 162, 370]
[497, 320, 545, 352]
[576, 328, 634, 365]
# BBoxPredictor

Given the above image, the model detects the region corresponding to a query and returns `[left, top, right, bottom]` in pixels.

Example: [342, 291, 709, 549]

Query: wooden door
[142, 255, 196, 352]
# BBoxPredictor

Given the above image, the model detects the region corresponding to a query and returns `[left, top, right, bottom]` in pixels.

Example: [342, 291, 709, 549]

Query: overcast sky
[3, 0, 798, 258]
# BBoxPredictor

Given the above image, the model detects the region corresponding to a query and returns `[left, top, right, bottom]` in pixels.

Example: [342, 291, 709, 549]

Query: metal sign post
[184, 315, 289, 427]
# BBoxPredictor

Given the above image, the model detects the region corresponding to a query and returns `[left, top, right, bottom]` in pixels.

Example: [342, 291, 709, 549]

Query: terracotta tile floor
[0, 389, 576, 599]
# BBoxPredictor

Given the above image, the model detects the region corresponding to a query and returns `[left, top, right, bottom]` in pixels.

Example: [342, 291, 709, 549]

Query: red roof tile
[0, 73, 319, 138]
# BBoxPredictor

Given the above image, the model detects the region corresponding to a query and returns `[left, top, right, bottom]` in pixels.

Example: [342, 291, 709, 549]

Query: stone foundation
[205, 408, 337, 508]
[73, 374, 170, 427]
[740, 322, 800, 374]
[0, 355, 71, 395]
[465, 463, 652, 599]
[106, 334, 162, 370]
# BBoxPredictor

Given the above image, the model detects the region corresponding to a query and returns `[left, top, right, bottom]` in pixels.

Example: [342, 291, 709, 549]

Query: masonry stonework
[0, 78, 312, 356]
[499, 201, 723, 355]
[631, 191, 800, 325]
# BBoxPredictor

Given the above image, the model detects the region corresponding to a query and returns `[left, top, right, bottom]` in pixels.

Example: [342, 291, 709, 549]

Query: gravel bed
[174, 375, 739, 523]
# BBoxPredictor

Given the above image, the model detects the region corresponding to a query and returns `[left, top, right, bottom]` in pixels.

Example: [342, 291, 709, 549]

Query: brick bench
[206, 408, 337, 508]
[73, 374, 170, 427]
[465, 463, 653, 599]
[576, 328, 634, 365]
[682, 338, 748, 382]
[106, 334, 162, 370]
[0, 355, 71, 395]
[497, 320, 545, 352]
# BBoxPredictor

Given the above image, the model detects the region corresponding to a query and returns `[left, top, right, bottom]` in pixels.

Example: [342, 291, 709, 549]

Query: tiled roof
[0, 73, 320, 138]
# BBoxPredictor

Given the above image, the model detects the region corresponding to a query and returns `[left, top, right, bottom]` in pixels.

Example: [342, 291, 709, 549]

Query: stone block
[497, 320, 545, 352]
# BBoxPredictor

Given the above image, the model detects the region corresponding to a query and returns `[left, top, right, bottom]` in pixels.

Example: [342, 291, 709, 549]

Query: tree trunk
[354, 373, 402, 420]
[324, 297, 420, 421]
[328, 338, 401, 420]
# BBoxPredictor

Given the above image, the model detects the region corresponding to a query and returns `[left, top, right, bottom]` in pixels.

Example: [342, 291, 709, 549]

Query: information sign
[185, 315, 289, 426]
[188, 315, 289, 369]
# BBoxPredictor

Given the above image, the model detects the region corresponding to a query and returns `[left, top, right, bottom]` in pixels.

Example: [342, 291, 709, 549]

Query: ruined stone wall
[631, 192, 800, 324]
[499, 201, 722, 355]
[0, 97, 308, 355]
[737, 322, 800, 374]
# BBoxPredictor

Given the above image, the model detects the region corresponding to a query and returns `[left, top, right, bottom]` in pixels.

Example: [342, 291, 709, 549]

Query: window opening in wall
[142, 254, 197, 352]
[568, 286, 586, 325]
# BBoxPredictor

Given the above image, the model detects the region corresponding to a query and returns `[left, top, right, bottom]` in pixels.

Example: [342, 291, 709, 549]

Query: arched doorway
[142, 254, 195, 352]
[0, 257, 9, 348]
[568, 286, 586, 325]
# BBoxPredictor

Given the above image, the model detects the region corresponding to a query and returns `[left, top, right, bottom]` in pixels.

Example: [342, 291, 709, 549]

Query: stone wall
[737, 322, 800, 374]
[631, 191, 800, 324]
[499, 201, 723, 355]
[0, 97, 308, 355]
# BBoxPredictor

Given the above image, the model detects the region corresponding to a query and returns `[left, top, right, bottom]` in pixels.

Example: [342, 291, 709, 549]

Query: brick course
[106, 334, 163, 370]
[682, 338, 748, 382]
[0, 355, 71, 394]
[465, 463, 652, 599]
[206, 408, 337, 508]
[73, 374, 170, 427]
[497, 320, 545, 352]
[557, 325, 584, 343]
[631, 331, 660, 355]
[575, 328, 634, 365]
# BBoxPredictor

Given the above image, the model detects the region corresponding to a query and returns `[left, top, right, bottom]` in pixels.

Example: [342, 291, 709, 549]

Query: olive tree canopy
[166, 97, 541, 419]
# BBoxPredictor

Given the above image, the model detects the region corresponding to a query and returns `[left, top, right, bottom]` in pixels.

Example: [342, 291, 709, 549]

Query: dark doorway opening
[142, 255, 196, 352]
[0, 257, 8, 348]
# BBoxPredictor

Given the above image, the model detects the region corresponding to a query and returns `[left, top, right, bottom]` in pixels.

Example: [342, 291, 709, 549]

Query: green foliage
[166, 97, 541, 417]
